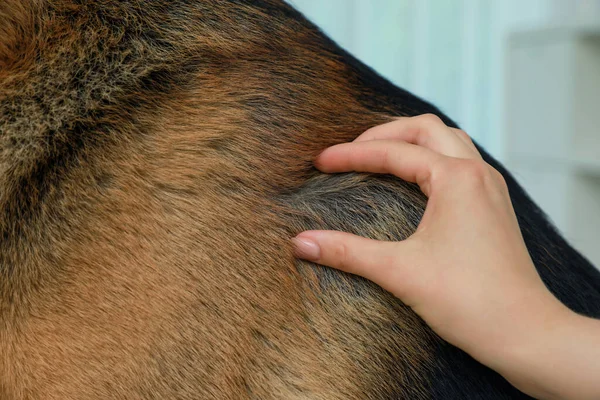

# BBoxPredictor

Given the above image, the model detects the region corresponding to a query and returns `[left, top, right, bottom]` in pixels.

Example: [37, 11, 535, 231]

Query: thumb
[292, 230, 401, 288]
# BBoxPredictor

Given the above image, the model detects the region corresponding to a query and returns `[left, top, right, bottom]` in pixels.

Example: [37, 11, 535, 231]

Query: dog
[2, 1, 600, 398]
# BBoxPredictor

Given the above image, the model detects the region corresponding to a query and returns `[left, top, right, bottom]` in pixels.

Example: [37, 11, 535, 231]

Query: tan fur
[1, 1, 438, 398]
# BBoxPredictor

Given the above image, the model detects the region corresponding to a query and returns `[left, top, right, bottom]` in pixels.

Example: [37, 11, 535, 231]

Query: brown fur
[1, 1, 434, 398]
[5, 1, 599, 399]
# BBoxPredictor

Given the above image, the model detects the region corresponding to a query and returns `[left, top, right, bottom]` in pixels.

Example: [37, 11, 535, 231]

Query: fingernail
[291, 237, 321, 261]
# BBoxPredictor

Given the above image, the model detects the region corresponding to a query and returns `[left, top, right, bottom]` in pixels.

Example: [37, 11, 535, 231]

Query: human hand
[292, 115, 592, 399]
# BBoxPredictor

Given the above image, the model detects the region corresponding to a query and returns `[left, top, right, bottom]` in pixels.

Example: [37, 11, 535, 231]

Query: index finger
[315, 139, 442, 196]
[354, 115, 480, 160]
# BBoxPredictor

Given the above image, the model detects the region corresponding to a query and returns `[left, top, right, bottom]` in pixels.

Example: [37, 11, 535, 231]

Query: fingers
[355, 114, 480, 160]
[315, 139, 440, 195]
[292, 230, 400, 288]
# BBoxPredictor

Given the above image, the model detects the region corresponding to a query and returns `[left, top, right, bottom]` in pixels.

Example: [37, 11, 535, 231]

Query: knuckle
[378, 145, 392, 172]
[428, 158, 452, 187]
[456, 159, 490, 186]
[456, 129, 472, 142]
[331, 240, 351, 270]
[361, 126, 376, 138]
[416, 113, 444, 127]
[413, 114, 446, 147]
[491, 168, 509, 190]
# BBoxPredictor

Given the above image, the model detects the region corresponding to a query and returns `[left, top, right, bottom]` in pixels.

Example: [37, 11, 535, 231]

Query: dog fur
[1, 1, 600, 399]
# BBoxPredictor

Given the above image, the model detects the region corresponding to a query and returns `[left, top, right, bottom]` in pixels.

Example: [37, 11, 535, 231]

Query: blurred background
[288, 0, 600, 269]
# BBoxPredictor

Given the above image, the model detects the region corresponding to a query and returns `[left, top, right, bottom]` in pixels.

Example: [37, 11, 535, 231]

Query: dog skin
[1, 1, 600, 399]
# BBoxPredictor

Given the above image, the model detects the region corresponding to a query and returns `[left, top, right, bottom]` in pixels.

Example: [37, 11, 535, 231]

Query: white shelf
[509, 155, 600, 176]
[570, 158, 600, 176]
[509, 22, 600, 43]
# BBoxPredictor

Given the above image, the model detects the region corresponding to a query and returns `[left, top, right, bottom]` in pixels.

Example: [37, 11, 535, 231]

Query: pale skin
[292, 114, 600, 400]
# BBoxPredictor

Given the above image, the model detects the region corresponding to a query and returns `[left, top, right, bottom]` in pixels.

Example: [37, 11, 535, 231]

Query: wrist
[502, 301, 575, 399]
[495, 295, 600, 400]
[476, 291, 575, 399]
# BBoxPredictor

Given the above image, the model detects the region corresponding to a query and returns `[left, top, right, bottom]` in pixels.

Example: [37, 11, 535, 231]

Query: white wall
[288, 0, 599, 160]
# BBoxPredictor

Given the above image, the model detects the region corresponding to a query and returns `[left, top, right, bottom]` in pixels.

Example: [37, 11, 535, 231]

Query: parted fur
[1, 1, 600, 399]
